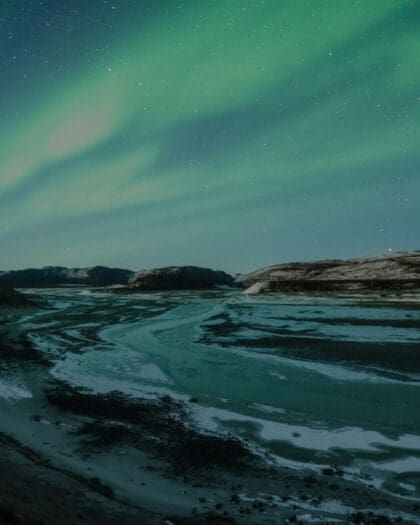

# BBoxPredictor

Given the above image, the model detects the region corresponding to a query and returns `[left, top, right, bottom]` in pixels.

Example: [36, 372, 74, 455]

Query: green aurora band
[0, 0, 419, 271]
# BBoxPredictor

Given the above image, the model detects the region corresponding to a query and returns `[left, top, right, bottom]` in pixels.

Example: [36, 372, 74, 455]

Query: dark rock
[372, 516, 391, 525]
[0, 287, 34, 307]
[205, 510, 235, 523]
[46, 382, 254, 472]
[351, 512, 365, 524]
[127, 266, 234, 291]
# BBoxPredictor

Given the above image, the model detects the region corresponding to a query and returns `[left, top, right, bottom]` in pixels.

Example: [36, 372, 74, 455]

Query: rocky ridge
[0, 266, 135, 288]
[0, 265, 234, 291]
[239, 251, 420, 294]
[2, 252, 420, 294]
[127, 265, 234, 290]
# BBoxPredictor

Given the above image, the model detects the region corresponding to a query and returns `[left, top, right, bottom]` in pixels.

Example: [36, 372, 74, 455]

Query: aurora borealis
[1, 1, 419, 272]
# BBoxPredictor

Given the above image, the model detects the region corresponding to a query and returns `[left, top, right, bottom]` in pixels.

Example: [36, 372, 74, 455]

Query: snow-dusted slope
[240, 252, 420, 293]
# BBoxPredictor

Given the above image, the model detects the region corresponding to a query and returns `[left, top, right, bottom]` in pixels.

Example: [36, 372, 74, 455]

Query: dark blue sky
[0, 1, 419, 272]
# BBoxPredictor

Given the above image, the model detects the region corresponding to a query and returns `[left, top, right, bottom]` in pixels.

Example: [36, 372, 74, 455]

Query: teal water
[18, 288, 420, 500]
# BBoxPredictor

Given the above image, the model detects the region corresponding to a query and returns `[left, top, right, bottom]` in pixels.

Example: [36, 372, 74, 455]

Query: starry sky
[0, 0, 419, 273]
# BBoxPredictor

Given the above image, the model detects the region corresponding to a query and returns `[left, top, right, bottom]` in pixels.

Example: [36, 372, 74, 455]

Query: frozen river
[9, 287, 419, 504]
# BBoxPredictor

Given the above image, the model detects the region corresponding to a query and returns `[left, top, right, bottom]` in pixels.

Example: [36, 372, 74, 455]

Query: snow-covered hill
[240, 252, 420, 293]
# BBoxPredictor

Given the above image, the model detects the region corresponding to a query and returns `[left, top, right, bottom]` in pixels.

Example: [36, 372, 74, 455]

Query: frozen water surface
[12, 287, 420, 499]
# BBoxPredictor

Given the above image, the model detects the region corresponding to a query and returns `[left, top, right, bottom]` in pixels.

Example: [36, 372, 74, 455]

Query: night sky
[0, 1, 419, 273]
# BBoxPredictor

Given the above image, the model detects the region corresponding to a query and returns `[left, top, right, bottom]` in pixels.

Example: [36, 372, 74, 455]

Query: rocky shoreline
[1, 373, 417, 525]
[0, 288, 34, 307]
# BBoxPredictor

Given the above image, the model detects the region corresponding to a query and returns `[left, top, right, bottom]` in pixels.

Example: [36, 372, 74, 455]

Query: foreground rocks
[127, 266, 234, 290]
[46, 382, 255, 472]
[0, 433, 158, 525]
[239, 251, 420, 294]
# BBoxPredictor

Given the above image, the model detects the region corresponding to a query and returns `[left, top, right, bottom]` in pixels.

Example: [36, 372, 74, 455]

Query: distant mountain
[0, 266, 135, 288]
[239, 252, 420, 294]
[127, 266, 234, 290]
[4, 253, 419, 294]
[0, 265, 234, 290]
